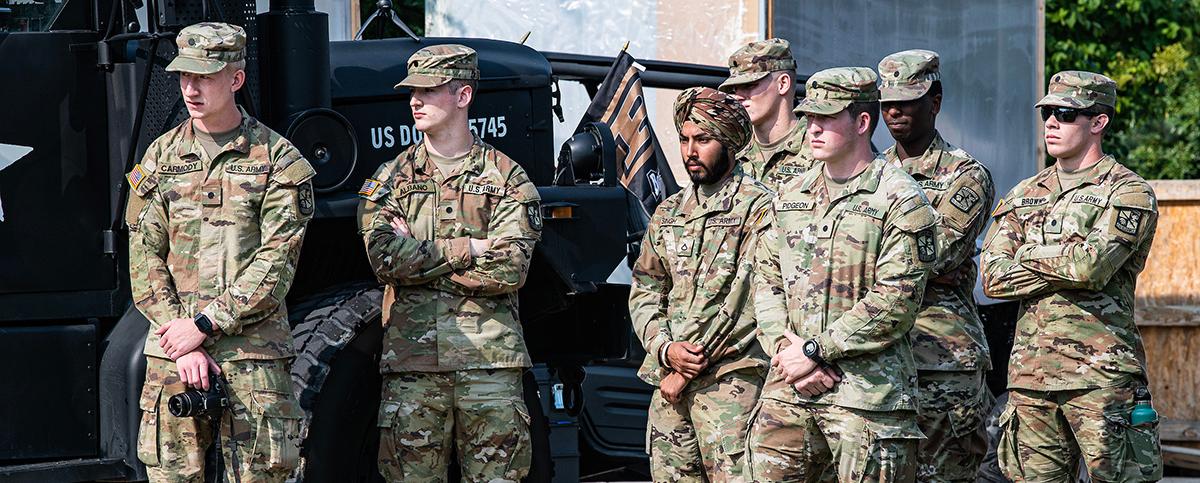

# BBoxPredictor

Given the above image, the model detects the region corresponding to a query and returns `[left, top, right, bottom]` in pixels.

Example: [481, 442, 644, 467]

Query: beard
[686, 149, 734, 185]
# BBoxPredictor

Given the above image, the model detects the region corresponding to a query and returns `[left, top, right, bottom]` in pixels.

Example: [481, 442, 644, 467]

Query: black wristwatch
[802, 338, 826, 366]
[194, 313, 216, 337]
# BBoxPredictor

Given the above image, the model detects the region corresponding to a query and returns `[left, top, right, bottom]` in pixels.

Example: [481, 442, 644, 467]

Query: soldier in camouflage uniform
[747, 67, 939, 482]
[878, 50, 995, 482]
[127, 22, 313, 483]
[629, 87, 770, 482]
[719, 38, 816, 191]
[358, 44, 541, 483]
[982, 71, 1162, 482]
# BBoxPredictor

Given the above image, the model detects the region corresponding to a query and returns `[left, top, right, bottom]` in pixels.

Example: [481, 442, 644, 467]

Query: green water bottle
[1130, 387, 1158, 426]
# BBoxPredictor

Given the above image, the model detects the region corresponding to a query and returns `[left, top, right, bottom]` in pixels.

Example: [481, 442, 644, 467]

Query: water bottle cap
[1134, 386, 1151, 400]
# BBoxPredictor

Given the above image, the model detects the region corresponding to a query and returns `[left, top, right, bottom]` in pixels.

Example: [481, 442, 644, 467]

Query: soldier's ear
[776, 72, 792, 96]
[456, 83, 473, 109]
[1091, 113, 1109, 135]
[230, 69, 245, 93]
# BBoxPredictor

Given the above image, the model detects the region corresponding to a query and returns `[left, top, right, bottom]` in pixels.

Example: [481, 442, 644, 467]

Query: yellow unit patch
[991, 199, 1007, 217]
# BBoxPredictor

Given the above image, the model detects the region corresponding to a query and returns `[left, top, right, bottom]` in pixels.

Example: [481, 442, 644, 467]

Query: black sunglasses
[1040, 106, 1093, 123]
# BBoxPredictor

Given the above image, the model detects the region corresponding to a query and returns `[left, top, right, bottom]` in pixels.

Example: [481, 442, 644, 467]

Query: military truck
[0, 0, 752, 481]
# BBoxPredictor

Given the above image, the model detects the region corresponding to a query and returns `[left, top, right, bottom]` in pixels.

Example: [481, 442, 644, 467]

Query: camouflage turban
[672, 87, 752, 153]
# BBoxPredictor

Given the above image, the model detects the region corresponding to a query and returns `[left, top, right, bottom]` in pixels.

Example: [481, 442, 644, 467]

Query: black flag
[575, 51, 680, 217]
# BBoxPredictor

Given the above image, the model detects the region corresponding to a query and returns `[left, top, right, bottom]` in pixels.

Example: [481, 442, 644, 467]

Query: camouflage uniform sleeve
[364, 204, 460, 286]
[629, 204, 673, 368]
[200, 148, 316, 334]
[433, 167, 541, 296]
[127, 148, 187, 328]
[1017, 183, 1158, 291]
[752, 207, 789, 357]
[814, 200, 936, 362]
[704, 195, 772, 358]
[360, 162, 460, 286]
[980, 194, 1055, 299]
[931, 164, 995, 276]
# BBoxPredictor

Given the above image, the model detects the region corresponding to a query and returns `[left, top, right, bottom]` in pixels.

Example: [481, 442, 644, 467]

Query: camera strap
[210, 414, 225, 482]
[227, 409, 242, 483]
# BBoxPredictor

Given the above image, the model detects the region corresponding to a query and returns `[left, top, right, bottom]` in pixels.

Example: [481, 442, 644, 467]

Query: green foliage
[358, 0, 425, 39]
[1046, 0, 1200, 179]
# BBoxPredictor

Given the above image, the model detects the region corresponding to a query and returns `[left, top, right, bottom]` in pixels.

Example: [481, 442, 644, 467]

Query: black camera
[168, 376, 230, 418]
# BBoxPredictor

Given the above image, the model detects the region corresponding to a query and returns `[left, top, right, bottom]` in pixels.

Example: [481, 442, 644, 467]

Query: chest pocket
[224, 162, 271, 216]
[831, 201, 886, 260]
[392, 180, 437, 238]
[659, 220, 692, 261]
[156, 161, 204, 220]
[697, 215, 747, 295]
[1044, 191, 1107, 243]
[1008, 196, 1051, 244]
[457, 180, 506, 236]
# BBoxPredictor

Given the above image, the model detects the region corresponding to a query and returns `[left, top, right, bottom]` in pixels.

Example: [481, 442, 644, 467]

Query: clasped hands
[155, 318, 220, 391]
[772, 332, 841, 398]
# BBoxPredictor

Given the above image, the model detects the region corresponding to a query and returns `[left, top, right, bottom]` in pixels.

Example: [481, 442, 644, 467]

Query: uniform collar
[739, 118, 808, 167]
[679, 166, 744, 221]
[177, 105, 256, 159]
[411, 135, 487, 180]
[884, 130, 949, 178]
[799, 155, 885, 199]
[1038, 154, 1118, 193]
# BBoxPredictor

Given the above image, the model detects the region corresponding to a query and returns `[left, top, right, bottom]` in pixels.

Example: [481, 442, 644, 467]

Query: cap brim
[879, 82, 931, 103]
[795, 98, 852, 116]
[718, 71, 771, 93]
[394, 73, 453, 90]
[165, 56, 226, 75]
[1035, 93, 1092, 109]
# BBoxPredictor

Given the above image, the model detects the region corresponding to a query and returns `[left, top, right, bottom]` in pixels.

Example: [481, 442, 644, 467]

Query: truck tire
[288, 283, 553, 482]
[289, 283, 385, 482]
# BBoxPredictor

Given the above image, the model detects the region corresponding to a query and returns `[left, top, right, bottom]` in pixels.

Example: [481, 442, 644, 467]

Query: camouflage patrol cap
[1036, 70, 1117, 109]
[395, 44, 480, 89]
[795, 67, 879, 116]
[718, 38, 798, 92]
[673, 87, 752, 153]
[166, 22, 246, 75]
[878, 49, 941, 102]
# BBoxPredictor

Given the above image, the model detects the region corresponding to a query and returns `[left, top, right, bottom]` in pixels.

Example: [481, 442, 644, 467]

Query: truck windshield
[1, 0, 67, 32]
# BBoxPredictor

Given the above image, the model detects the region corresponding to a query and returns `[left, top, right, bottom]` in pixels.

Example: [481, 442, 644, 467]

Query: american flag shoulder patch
[127, 164, 147, 191]
[359, 178, 383, 198]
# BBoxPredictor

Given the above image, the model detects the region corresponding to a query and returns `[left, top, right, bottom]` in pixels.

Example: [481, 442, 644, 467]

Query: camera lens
[168, 391, 202, 417]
